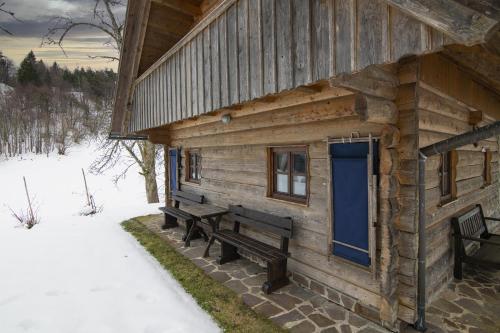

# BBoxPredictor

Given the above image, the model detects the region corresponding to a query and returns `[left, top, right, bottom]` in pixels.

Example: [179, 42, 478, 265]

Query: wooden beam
[330, 65, 399, 100]
[296, 84, 324, 94]
[152, 0, 202, 17]
[355, 94, 398, 124]
[112, 0, 151, 134]
[384, 0, 499, 46]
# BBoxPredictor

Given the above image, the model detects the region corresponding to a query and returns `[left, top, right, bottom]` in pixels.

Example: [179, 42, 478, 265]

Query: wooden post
[23, 176, 34, 222]
[82, 168, 91, 206]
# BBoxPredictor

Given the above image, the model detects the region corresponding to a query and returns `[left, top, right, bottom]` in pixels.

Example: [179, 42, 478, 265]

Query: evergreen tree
[17, 51, 40, 86]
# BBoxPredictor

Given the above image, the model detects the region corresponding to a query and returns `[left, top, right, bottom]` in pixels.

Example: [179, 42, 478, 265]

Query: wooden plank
[186, 44, 192, 118]
[197, 33, 205, 115]
[227, 4, 240, 105]
[238, 0, 250, 102]
[249, 0, 263, 99]
[384, 0, 498, 46]
[311, 0, 332, 81]
[335, 0, 355, 73]
[167, 59, 173, 123]
[219, 13, 229, 108]
[276, 0, 293, 91]
[292, 0, 312, 86]
[191, 39, 198, 116]
[357, 0, 385, 69]
[210, 21, 221, 111]
[262, 0, 277, 95]
[180, 47, 186, 120]
[389, 6, 423, 61]
[203, 27, 212, 113]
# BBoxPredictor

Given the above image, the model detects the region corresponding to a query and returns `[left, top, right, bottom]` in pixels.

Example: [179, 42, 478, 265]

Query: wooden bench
[159, 190, 205, 246]
[205, 205, 293, 294]
[452, 204, 500, 279]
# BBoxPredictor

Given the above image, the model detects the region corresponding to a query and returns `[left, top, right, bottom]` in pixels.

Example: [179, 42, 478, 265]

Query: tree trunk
[141, 141, 159, 203]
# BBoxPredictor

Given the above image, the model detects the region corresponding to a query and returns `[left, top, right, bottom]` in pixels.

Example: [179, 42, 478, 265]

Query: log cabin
[110, 0, 500, 331]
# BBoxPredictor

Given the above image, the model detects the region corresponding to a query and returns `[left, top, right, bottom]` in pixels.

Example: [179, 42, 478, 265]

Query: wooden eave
[113, 0, 500, 135]
[112, 0, 210, 134]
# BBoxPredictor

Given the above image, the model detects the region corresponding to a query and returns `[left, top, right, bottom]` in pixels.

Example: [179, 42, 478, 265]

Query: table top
[181, 203, 228, 219]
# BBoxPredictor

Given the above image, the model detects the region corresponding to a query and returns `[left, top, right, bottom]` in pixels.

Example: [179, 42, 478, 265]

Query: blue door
[331, 142, 378, 267]
[169, 148, 179, 193]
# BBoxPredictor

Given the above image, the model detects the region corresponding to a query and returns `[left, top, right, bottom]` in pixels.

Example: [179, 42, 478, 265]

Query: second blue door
[331, 142, 378, 267]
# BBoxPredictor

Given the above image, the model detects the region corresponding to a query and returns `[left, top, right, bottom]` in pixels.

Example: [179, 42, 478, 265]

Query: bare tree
[0, 2, 20, 35]
[43, 0, 160, 203]
[42, 0, 123, 61]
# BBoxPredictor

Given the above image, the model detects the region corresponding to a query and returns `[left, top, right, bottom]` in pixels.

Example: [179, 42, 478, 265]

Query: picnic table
[181, 203, 228, 247]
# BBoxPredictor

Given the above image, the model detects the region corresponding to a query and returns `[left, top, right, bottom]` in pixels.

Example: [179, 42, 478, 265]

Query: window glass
[276, 152, 288, 173]
[270, 147, 308, 203]
[293, 175, 306, 196]
[187, 150, 201, 183]
[293, 153, 306, 174]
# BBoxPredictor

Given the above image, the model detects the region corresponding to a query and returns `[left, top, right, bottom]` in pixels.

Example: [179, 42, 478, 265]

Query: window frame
[484, 150, 492, 187]
[439, 150, 457, 204]
[268, 146, 309, 204]
[185, 149, 202, 184]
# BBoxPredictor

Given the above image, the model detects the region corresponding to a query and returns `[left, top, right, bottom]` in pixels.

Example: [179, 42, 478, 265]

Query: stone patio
[140, 215, 389, 333]
[404, 265, 500, 333]
[139, 215, 500, 333]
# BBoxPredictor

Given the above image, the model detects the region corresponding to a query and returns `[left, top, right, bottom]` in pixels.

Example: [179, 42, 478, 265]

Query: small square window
[439, 150, 456, 203]
[186, 149, 201, 183]
[269, 146, 308, 203]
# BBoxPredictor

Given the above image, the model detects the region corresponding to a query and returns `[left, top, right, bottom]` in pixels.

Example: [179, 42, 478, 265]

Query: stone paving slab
[139, 215, 500, 333]
[140, 215, 388, 333]
[402, 268, 500, 333]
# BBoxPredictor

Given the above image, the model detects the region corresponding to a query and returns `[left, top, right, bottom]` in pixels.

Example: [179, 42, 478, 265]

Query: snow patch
[0, 143, 220, 333]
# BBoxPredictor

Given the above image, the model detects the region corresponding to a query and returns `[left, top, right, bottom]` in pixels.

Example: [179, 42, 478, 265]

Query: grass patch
[122, 216, 287, 333]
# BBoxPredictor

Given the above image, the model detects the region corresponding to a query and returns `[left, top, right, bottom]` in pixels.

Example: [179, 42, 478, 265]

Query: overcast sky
[0, 0, 126, 70]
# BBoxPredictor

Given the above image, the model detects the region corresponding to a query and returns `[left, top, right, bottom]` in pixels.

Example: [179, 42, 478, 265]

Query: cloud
[0, 0, 126, 70]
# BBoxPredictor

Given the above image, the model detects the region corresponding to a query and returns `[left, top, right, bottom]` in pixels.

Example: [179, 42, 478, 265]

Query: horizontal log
[170, 94, 360, 140]
[355, 95, 398, 124]
[170, 118, 385, 147]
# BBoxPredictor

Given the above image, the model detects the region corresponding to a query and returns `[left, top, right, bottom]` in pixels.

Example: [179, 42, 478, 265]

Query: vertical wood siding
[130, 0, 450, 132]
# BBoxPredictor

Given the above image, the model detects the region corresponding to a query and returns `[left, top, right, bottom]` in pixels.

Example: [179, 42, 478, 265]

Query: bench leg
[203, 235, 216, 258]
[184, 220, 198, 247]
[217, 241, 240, 265]
[262, 260, 289, 294]
[454, 237, 463, 280]
[161, 213, 178, 229]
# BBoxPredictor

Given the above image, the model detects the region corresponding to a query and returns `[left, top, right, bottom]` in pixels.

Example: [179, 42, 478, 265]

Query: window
[439, 150, 456, 203]
[484, 150, 492, 186]
[186, 149, 201, 183]
[269, 146, 308, 203]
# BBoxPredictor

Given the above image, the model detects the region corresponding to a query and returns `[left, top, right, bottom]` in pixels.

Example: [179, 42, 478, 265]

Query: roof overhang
[111, 0, 207, 135]
[111, 0, 500, 135]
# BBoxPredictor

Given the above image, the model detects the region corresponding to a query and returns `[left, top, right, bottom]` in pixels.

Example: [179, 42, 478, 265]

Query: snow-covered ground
[0, 143, 220, 333]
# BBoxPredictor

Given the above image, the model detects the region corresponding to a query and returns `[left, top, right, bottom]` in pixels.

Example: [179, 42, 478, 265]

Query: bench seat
[469, 234, 500, 264]
[159, 206, 193, 222]
[205, 205, 293, 294]
[159, 190, 205, 246]
[453, 204, 500, 279]
[215, 229, 288, 263]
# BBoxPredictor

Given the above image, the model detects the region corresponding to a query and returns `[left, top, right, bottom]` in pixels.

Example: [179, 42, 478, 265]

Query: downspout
[414, 151, 427, 331]
[414, 121, 500, 331]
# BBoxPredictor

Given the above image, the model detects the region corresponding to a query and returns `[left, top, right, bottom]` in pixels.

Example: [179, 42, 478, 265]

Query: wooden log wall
[395, 55, 500, 317]
[394, 54, 500, 322]
[129, 0, 453, 133]
[157, 86, 407, 323]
